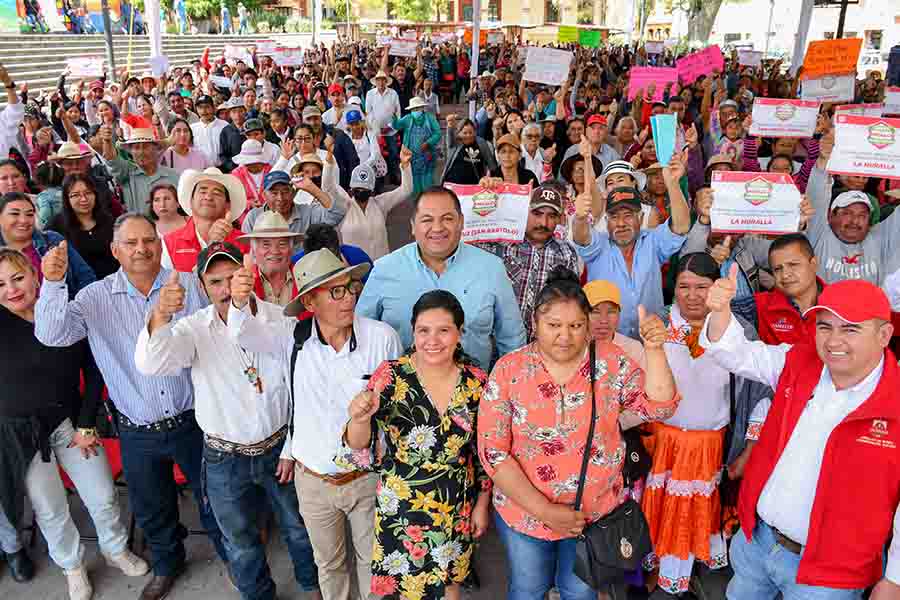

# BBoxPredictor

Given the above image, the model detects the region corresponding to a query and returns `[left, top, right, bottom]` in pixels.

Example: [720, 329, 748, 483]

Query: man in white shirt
[135, 242, 321, 600]
[701, 266, 900, 600]
[190, 95, 228, 168]
[365, 71, 401, 181]
[228, 248, 402, 600]
[322, 83, 349, 133]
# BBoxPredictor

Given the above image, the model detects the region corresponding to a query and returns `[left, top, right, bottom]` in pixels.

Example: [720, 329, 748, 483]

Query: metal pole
[101, 0, 117, 83]
[764, 0, 774, 57]
[789, 0, 814, 77]
[469, 0, 481, 120]
[836, 0, 848, 38]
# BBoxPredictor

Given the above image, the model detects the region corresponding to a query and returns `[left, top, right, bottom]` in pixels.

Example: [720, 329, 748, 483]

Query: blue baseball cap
[263, 171, 291, 190]
[346, 109, 362, 124]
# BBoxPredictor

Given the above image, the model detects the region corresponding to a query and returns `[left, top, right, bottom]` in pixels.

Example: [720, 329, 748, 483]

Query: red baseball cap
[587, 114, 608, 127]
[802, 279, 891, 324]
[327, 83, 344, 96]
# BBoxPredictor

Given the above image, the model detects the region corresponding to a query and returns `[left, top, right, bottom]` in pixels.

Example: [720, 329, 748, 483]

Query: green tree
[390, 0, 431, 22]
[185, 0, 261, 20]
[671, 0, 725, 42]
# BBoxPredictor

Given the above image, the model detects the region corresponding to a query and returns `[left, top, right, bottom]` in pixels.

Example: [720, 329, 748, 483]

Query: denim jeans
[727, 521, 864, 600]
[204, 438, 319, 600]
[0, 504, 21, 554]
[494, 512, 595, 600]
[25, 419, 130, 570]
[118, 414, 227, 576]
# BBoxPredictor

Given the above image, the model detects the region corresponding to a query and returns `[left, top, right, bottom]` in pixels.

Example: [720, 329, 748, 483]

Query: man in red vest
[162, 167, 249, 272]
[701, 265, 900, 599]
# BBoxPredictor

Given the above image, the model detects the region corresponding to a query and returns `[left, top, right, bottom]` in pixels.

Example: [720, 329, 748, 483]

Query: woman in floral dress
[339, 290, 491, 600]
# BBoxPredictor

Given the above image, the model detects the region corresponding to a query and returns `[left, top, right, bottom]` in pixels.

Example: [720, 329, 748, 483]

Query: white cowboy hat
[233, 139, 270, 166]
[48, 141, 93, 162]
[406, 97, 428, 111]
[118, 127, 163, 148]
[284, 248, 370, 317]
[236, 211, 303, 242]
[177, 167, 247, 220]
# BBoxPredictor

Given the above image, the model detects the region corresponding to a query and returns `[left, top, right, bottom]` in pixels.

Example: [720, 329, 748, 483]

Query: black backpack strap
[288, 318, 314, 439]
[574, 341, 597, 511]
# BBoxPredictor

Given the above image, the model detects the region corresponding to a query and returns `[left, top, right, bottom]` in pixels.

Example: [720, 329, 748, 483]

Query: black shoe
[7, 549, 35, 582]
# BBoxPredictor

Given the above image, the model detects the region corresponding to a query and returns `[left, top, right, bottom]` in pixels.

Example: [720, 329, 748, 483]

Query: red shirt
[163, 217, 248, 273]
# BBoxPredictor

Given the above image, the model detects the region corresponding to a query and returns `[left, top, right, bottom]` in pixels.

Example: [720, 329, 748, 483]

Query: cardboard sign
[801, 74, 855, 103]
[738, 50, 763, 67]
[801, 38, 862, 79]
[273, 47, 304, 67]
[710, 171, 802, 235]
[579, 30, 601, 48]
[523, 47, 573, 87]
[67, 57, 104, 78]
[447, 183, 532, 243]
[826, 114, 900, 180]
[884, 87, 900, 116]
[750, 98, 819, 138]
[645, 41, 664, 55]
[557, 26, 577, 44]
[463, 28, 487, 45]
[834, 103, 884, 118]
[627, 66, 678, 102]
[389, 39, 418, 58]
[254, 40, 278, 56]
[224, 45, 253, 66]
[676, 45, 724, 84]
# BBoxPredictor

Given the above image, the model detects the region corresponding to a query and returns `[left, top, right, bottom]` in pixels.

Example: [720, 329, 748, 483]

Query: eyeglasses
[295, 135, 313, 142]
[596, 110, 610, 116]
[69, 191, 96, 200]
[525, 134, 541, 139]
[318, 280, 363, 301]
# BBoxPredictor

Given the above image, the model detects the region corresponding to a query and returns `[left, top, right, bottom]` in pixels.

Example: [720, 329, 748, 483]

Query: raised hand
[798, 195, 815, 230]
[685, 123, 698, 149]
[348, 390, 379, 423]
[230, 253, 255, 309]
[280, 138, 296, 159]
[542, 143, 557, 163]
[637, 305, 667, 350]
[399, 145, 412, 167]
[710, 235, 733, 265]
[706, 263, 739, 313]
[208, 210, 234, 243]
[41, 241, 68, 282]
[573, 189, 592, 220]
[155, 270, 186, 320]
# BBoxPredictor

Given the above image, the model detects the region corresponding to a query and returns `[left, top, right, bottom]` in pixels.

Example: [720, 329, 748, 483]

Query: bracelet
[77, 427, 98, 438]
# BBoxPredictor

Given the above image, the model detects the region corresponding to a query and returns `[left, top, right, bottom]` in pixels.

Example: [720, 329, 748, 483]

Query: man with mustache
[475, 185, 579, 340]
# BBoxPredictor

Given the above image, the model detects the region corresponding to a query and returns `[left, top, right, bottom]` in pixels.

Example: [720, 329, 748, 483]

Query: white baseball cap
[830, 190, 871, 213]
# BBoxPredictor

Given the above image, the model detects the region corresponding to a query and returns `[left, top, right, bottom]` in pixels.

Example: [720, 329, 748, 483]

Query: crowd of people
[0, 32, 898, 600]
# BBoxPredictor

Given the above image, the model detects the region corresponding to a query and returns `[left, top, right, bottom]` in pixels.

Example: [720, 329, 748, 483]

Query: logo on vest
[856, 419, 895, 449]
[872, 419, 889, 437]
[772, 318, 794, 333]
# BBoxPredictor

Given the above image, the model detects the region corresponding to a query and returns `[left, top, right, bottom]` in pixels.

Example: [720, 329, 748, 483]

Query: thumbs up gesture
[230, 253, 255, 309]
[348, 390, 379, 424]
[41, 241, 69, 282]
[208, 210, 234, 243]
[637, 305, 666, 350]
[706, 263, 739, 314]
[155, 270, 186, 320]
[573, 189, 592, 220]
[709, 235, 733, 265]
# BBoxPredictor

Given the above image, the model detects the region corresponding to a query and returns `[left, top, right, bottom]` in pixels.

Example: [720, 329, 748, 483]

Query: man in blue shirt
[35, 213, 228, 600]
[571, 155, 691, 339]
[357, 185, 526, 368]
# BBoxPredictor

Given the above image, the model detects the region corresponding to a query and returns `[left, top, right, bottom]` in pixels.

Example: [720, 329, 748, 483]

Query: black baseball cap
[606, 187, 643, 213]
[196, 241, 243, 277]
[195, 95, 214, 107]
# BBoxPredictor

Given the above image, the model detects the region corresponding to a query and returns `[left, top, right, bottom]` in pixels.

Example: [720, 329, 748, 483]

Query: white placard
[710, 171, 802, 235]
[738, 50, 763, 67]
[209, 75, 234, 89]
[523, 47, 573, 87]
[255, 40, 278, 56]
[487, 31, 504, 45]
[376, 35, 392, 46]
[801, 74, 855, 103]
[67, 57, 104, 78]
[273, 47, 304, 67]
[750, 98, 819, 138]
[883, 87, 900, 116]
[389, 39, 418, 58]
[224, 45, 254, 66]
[401, 29, 417, 40]
[149, 55, 169, 78]
[645, 41, 664, 55]
[826, 114, 900, 180]
[834, 103, 884, 118]
[446, 183, 532, 244]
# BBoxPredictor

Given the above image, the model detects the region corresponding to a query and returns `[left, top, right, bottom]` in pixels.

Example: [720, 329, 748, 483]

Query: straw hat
[284, 249, 370, 317]
[233, 139, 271, 166]
[48, 141, 93, 162]
[177, 167, 247, 219]
[407, 97, 428, 111]
[237, 211, 303, 242]
[119, 128, 162, 148]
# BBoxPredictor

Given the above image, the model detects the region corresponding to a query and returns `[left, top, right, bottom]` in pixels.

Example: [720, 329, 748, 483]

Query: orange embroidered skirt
[640, 422, 725, 562]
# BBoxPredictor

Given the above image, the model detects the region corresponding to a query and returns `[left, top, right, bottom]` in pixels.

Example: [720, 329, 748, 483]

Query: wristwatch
[77, 427, 98, 438]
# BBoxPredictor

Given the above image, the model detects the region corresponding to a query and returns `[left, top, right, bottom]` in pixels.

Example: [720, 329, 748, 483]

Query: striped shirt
[34, 268, 209, 425]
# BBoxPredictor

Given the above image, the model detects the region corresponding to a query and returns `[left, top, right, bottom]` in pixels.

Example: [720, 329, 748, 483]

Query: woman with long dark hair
[50, 174, 117, 279]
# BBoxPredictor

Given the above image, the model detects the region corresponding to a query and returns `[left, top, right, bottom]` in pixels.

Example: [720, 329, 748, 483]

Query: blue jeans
[727, 521, 864, 600]
[118, 415, 227, 576]
[204, 438, 319, 600]
[494, 512, 595, 600]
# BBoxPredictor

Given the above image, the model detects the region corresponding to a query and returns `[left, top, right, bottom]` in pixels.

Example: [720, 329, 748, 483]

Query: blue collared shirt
[34, 268, 209, 425]
[575, 221, 686, 339]
[356, 242, 527, 369]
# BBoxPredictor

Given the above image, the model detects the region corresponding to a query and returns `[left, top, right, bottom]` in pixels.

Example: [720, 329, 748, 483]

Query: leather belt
[772, 526, 803, 554]
[204, 426, 287, 457]
[117, 410, 195, 433]
[296, 462, 367, 486]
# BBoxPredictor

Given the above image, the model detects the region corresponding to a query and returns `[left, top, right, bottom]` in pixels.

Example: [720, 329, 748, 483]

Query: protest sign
[676, 45, 724, 84]
[651, 114, 677, 166]
[557, 26, 577, 44]
[523, 47, 573, 87]
[835, 103, 884, 118]
[487, 31, 504, 45]
[67, 57, 104, 78]
[645, 41, 664, 55]
[447, 183, 532, 244]
[738, 50, 763, 67]
[209, 75, 234, 89]
[464, 29, 488, 45]
[801, 38, 862, 79]
[627, 66, 678, 102]
[749, 98, 819, 138]
[376, 35, 392, 46]
[801, 74, 855, 103]
[254, 40, 278, 56]
[389, 39, 418, 58]
[224, 45, 253, 65]
[826, 114, 900, 180]
[273, 47, 304, 67]
[149, 55, 170, 78]
[401, 29, 417, 40]
[579, 30, 601, 48]
[884, 87, 900, 116]
[710, 171, 802, 235]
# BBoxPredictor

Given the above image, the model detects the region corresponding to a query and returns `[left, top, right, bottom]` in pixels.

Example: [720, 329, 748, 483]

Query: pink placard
[627, 67, 679, 102]
[676, 45, 725, 84]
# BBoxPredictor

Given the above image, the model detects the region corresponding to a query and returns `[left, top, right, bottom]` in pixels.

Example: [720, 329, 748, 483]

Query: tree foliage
[390, 0, 432, 22]
[184, 0, 262, 20]
[670, 0, 725, 42]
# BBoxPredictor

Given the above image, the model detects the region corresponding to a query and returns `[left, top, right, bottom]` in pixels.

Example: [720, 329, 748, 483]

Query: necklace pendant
[255, 376, 264, 394]
[245, 366, 258, 384]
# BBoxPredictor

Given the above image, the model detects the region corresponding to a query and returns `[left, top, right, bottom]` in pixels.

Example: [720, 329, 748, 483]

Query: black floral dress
[335, 354, 490, 600]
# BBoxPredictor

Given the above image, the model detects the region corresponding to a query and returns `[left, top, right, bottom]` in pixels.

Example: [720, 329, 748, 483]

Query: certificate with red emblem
[750, 98, 819, 138]
[710, 171, 802, 235]
[446, 183, 533, 244]
[826, 114, 900, 180]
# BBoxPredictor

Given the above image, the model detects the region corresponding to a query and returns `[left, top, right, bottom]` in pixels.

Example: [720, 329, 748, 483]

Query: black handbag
[573, 342, 654, 590]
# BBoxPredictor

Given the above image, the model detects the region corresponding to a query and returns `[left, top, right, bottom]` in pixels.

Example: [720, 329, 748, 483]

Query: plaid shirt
[423, 58, 440, 87]
[478, 239, 581, 340]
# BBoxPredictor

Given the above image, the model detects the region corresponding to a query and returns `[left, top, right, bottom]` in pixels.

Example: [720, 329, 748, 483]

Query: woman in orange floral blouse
[477, 267, 679, 600]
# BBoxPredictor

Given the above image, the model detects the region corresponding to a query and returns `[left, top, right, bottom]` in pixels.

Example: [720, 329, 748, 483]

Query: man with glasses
[228, 248, 402, 600]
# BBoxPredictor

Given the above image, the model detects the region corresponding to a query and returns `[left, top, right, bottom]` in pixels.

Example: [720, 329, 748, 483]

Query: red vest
[754, 280, 826, 346]
[164, 217, 248, 273]
[739, 343, 900, 589]
[251, 266, 311, 320]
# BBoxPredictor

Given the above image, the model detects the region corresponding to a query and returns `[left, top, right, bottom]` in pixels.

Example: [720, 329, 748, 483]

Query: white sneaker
[64, 565, 93, 600]
[103, 549, 150, 576]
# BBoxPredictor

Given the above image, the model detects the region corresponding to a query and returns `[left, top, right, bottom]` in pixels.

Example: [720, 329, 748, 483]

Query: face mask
[411, 111, 425, 124]
[352, 190, 372, 203]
